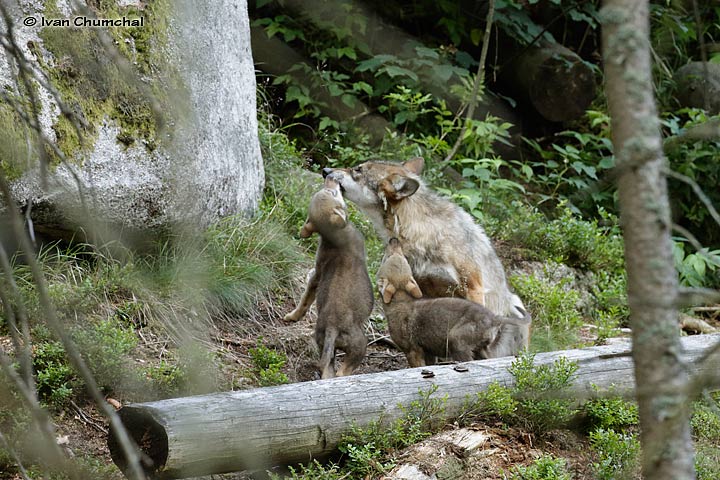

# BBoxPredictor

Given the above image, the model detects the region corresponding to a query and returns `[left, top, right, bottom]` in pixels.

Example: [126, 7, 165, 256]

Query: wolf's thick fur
[377, 238, 530, 366]
[323, 157, 525, 320]
[284, 175, 373, 379]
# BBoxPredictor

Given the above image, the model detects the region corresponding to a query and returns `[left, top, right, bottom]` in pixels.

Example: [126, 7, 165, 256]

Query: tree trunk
[107, 334, 720, 479]
[502, 41, 596, 122]
[602, 1, 697, 479]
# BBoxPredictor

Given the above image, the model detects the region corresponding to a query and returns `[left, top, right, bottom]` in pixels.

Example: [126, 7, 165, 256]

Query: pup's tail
[502, 305, 532, 326]
[319, 327, 338, 379]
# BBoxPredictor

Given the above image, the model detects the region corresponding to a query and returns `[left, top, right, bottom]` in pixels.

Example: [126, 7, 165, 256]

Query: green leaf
[256, 0, 273, 7]
[382, 65, 419, 82]
[356, 55, 395, 72]
[471, 28, 483, 46]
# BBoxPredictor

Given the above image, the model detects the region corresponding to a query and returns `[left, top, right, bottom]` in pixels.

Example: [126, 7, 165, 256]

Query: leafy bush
[673, 239, 720, 289]
[73, 319, 138, 392]
[509, 273, 583, 351]
[583, 396, 639, 432]
[510, 454, 572, 480]
[338, 386, 445, 477]
[248, 339, 289, 387]
[510, 353, 580, 434]
[589, 428, 640, 480]
[32, 340, 75, 408]
[691, 398, 720, 443]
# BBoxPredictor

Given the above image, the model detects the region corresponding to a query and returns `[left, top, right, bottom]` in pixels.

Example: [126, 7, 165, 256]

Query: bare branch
[441, 0, 495, 165]
[0, 172, 148, 480]
[666, 171, 720, 230]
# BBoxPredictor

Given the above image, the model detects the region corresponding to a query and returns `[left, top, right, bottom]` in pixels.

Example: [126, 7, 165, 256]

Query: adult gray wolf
[322, 157, 526, 322]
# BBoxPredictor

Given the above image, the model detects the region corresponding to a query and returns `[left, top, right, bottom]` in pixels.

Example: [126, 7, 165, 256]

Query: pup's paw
[283, 311, 301, 322]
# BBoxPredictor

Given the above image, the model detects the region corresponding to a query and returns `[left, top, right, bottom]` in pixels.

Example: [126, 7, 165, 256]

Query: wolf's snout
[322, 168, 333, 178]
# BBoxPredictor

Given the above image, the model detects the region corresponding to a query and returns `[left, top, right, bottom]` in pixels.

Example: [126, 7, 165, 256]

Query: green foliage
[510, 454, 572, 480]
[143, 361, 187, 399]
[468, 354, 579, 436]
[73, 319, 137, 391]
[248, 339, 289, 387]
[673, 239, 720, 289]
[696, 443, 720, 480]
[470, 381, 518, 419]
[583, 395, 638, 432]
[32, 340, 75, 408]
[494, 203, 624, 273]
[269, 459, 344, 480]
[589, 428, 640, 480]
[691, 397, 720, 443]
[338, 385, 446, 477]
[509, 272, 583, 351]
[509, 353, 579, 434]
[663, 110, 720, 249]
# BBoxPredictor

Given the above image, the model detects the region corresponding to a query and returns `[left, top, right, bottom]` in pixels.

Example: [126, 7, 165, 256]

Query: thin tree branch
[0, 242, 35, 394]
[441, 0, 495, 165]
[665, 169, 720, 230]
[0, 172, 148, 480]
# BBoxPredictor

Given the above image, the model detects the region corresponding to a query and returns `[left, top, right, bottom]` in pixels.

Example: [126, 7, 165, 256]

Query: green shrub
[509, 273, 583, 351]
[73, 319, 138, 392]
[248, 339, 289, 387]
[509, 353, 579, 434]
[583, 395, 638, 432]
[589, 428, 640, 480]
[691, 399, 720, 443]
[696, 443, 720, 480]
[143, 361, 187, 399]
[338, 386, 445, 477]
[32, 340, 75, 408]
[269, 459, 344, 480]
[510, 454, 572, 480]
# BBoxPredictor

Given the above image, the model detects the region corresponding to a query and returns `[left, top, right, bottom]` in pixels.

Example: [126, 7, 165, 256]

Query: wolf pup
[322, 157, 525, 325]
[284, 174, 373, 379]
[377, 238, 530, 367]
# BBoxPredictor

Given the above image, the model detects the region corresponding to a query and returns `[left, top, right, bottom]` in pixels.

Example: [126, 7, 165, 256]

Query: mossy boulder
[1, 0, 263, 243]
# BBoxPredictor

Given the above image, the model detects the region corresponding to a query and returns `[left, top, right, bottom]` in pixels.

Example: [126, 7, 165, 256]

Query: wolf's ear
[299, 220, 315, 238]
[381, 174, 420, 200]
[405, 278, 423, 298]
[403, 157, 424, 174]
[329, 207, 347, 227]
[379, 278, 397, 304]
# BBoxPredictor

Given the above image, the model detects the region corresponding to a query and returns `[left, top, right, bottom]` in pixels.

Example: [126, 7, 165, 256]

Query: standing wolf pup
[378, 238, 531, 366]
[323, 157, 524, 311]
[284, 174, 373, 379]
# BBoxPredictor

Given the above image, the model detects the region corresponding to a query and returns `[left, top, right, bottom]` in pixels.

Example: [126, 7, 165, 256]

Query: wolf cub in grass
[377, 238, 530, 367]
[284, 175, 373, 379]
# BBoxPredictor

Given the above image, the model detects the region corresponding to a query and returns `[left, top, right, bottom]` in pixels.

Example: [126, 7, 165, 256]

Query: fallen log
[108, 333, 720, 479]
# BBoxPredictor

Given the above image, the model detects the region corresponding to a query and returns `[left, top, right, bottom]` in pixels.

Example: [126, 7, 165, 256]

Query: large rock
[674, 62, 720, 114]
[1, 0, 263, 243]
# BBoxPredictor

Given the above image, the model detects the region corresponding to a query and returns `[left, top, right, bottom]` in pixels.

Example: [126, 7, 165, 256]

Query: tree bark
[107, 334, 720, 479]
[602, 1, 697, 478]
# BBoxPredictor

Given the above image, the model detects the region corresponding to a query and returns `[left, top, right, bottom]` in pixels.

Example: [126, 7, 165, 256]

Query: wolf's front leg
[284, 268, 318, 322]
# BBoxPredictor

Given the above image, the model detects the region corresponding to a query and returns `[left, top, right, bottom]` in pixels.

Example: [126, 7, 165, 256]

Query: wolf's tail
[319, 327, 338, 379]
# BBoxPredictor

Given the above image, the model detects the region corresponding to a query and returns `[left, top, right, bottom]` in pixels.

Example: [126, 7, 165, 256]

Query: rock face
[674, 62, 720, 114]
[1, 0, 263, 242]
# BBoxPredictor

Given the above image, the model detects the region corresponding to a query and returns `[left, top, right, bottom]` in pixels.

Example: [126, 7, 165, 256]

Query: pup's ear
[405, 278, 423, 298]
[381, 174, 420, 200]
[379, 279, 397, 304]
[329, 207, 347, 227]
[299, 220, 315, 238]
[403, 157, 424, 174]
